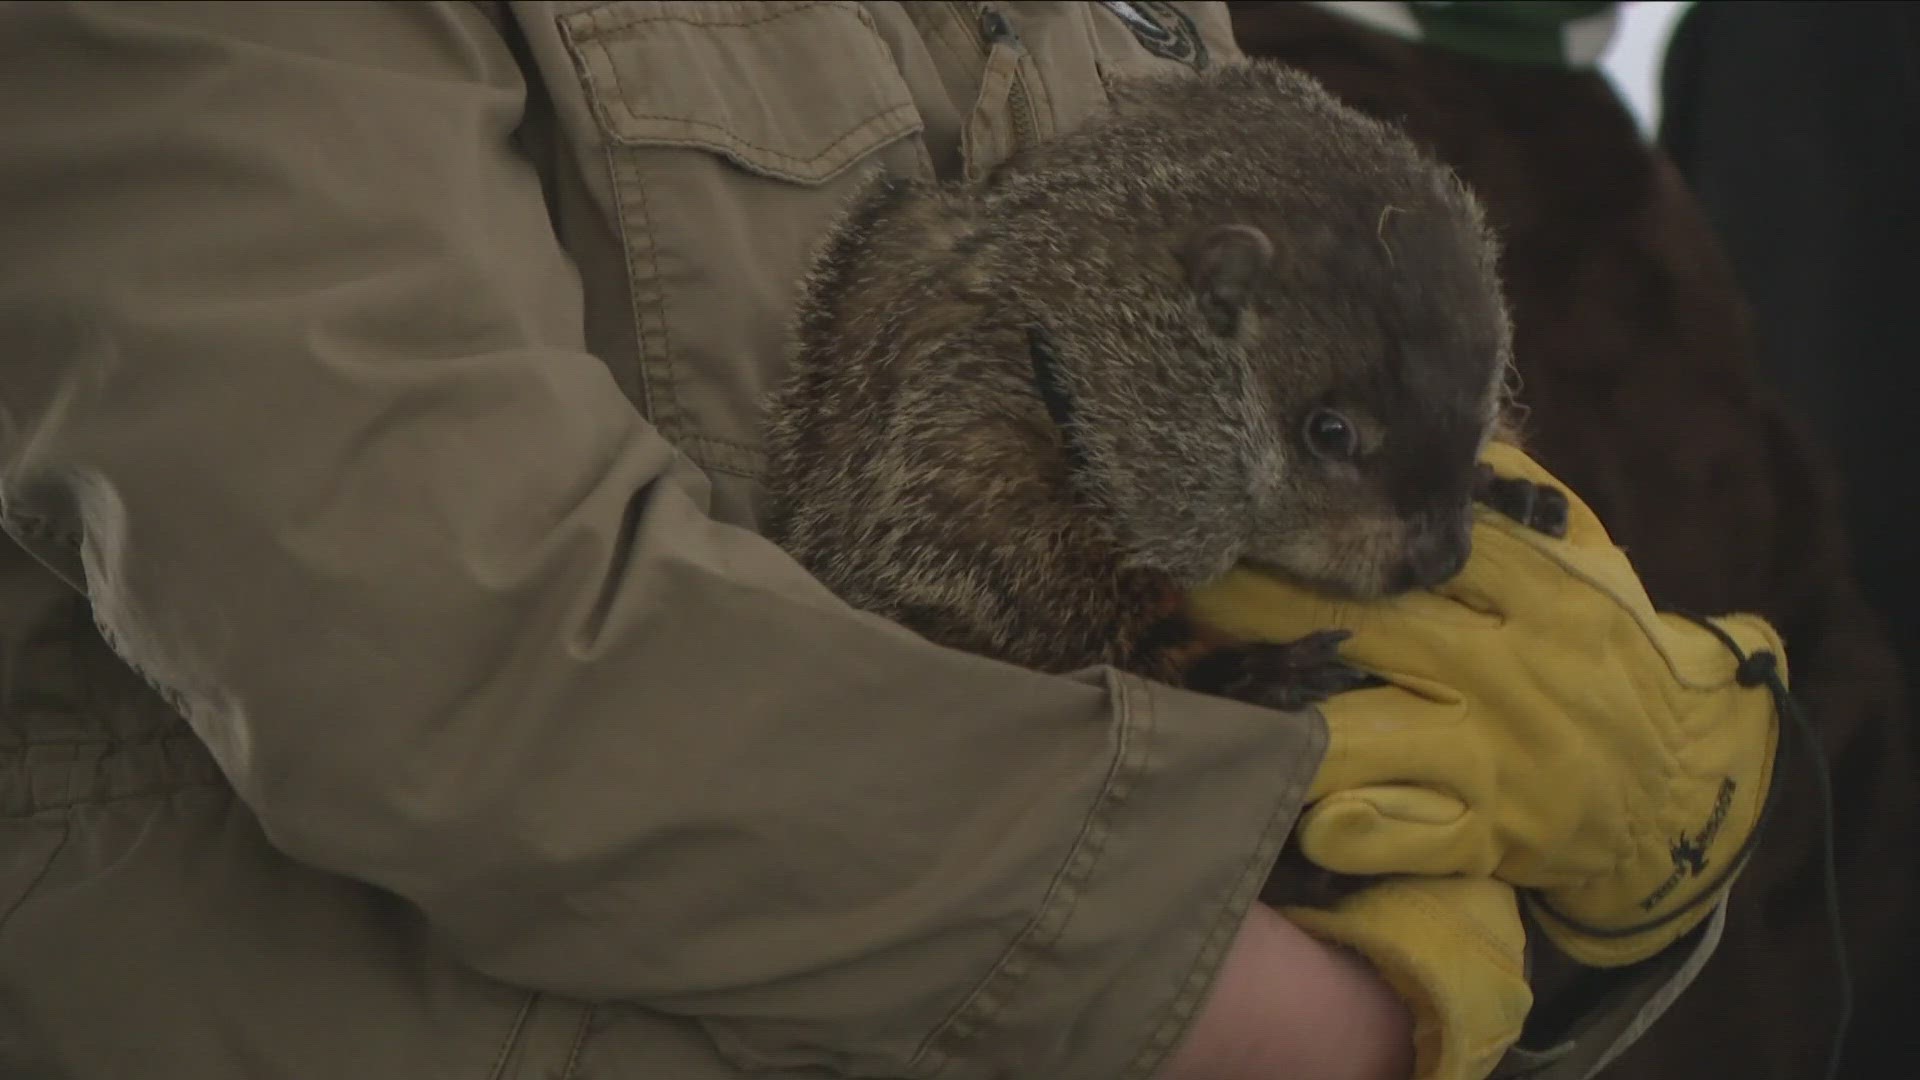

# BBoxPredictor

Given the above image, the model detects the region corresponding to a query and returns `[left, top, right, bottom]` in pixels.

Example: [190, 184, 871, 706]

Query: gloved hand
[1187, 442, 1783, 967]
[1281, 877, 1533, 1080]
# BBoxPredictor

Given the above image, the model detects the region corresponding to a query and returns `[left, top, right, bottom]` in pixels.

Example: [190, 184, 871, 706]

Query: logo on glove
[1643, 776, 1737, 911]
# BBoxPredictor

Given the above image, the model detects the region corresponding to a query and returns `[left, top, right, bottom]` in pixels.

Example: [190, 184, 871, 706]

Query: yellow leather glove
[1188, 442, 1783, 967]
[1282, 878, 1533, 1080]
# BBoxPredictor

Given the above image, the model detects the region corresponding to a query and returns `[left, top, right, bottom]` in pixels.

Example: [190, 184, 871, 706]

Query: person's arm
[1169, 904, 1417, 1080]
[0, 4, 1388, 1078]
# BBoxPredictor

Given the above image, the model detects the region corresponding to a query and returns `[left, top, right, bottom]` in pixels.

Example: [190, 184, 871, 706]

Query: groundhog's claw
[1182, 631, 1383, 711]
[1261, 845, 1375, 910]
[1474, 464, 1571, 537]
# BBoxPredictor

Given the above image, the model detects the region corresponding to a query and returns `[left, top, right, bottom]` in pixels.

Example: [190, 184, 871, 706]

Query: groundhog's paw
[1182, 631, 1382, 711]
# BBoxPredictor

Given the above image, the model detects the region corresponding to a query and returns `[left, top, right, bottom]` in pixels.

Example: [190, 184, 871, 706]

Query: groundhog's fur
[764, 59, 1523, 707]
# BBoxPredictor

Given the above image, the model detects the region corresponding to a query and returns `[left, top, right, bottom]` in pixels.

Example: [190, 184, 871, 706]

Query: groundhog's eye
[1304, 409, 1358, 459]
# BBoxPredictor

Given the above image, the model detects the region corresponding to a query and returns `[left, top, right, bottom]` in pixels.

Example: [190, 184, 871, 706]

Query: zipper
[955, 1, 1042, 157]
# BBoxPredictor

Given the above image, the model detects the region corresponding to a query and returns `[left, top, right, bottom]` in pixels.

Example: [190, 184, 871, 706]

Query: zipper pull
[979, 6, 1024, 51]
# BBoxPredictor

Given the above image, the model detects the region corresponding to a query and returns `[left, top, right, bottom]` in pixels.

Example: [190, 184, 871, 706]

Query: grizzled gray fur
[762, 59, 1519, 698]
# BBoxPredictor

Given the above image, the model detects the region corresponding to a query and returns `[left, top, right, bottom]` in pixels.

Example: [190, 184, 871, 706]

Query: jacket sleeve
[1496, 901, 1729, 1080]
[0, 4, 1322, 1078]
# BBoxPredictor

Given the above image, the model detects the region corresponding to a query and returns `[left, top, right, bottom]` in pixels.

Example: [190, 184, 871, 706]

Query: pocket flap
[561, 1, 923, 185]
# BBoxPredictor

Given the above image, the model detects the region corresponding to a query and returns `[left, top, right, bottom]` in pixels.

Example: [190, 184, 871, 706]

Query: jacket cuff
[1493, 898, 1727, 1080]
[922, 668, 1326, 1080]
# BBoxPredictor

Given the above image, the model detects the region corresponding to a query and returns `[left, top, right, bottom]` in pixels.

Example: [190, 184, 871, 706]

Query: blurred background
[1598, 0, 1689, 134]
[1230, 2, 1918, 1076]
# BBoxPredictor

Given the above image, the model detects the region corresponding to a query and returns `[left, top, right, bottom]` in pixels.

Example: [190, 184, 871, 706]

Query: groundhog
[764, 58, 1563, 730]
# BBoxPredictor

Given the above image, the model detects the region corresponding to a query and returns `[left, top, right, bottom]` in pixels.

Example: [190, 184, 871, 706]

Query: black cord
[1691, 615, 1853, 1080]
[1534, 613, 1850, 1080]
[1027, 325, 1089, 475]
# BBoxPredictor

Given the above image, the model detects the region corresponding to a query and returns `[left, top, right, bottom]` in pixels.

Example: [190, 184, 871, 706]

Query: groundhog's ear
[1182, 224, 1274, 336]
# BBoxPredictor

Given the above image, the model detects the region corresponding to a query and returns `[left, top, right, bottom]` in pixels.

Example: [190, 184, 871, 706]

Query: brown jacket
[0, 3, 1710, 1077]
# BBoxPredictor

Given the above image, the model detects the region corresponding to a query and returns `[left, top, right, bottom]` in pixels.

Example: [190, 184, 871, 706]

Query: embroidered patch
[1099, 1, 1208, 70]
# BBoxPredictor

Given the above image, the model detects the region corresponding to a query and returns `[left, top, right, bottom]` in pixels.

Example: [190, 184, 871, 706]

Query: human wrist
[1163, 903, 1414, 1080]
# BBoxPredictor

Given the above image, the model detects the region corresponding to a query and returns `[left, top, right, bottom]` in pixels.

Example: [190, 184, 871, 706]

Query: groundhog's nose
[1397, 518, 1472, 590]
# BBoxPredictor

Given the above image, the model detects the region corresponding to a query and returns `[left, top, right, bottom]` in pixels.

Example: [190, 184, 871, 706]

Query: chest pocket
[558, 1, 927, 525]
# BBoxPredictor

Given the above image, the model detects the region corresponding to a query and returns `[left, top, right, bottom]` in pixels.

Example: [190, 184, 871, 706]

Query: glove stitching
[1551, 740, 1689, 930]
[1476, 510, 1750, 708]
[1503, 521, 1739, 702]
[1477, 459, 1782, 961]
[1519, 648, 1654, 896]
[1400, 892, 1530, 1068]
[1471, 524, 1750, 916]
[1325, 471, 1773, 945]
[1301, 886, 1529, 1077]
[1402, 886, 1524, 976]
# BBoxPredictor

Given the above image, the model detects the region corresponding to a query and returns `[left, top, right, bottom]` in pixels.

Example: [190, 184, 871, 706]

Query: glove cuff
[1284, 878, 1532, 1080]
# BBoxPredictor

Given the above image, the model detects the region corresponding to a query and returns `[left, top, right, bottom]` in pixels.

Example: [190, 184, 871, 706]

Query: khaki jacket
[0, 3, 1716, 1077]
